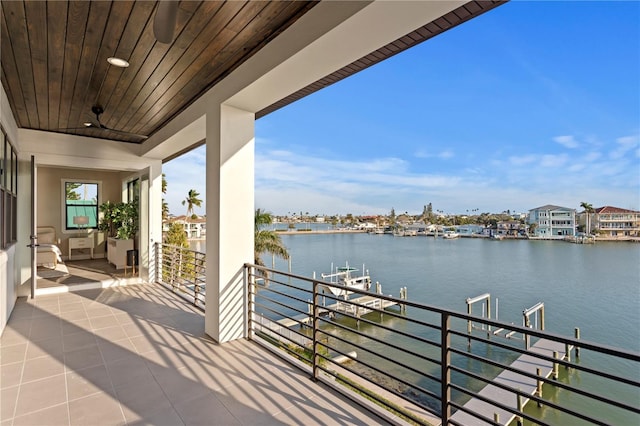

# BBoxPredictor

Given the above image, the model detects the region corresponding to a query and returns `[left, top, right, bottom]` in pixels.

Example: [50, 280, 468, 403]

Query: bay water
[192, 232, 640, 421]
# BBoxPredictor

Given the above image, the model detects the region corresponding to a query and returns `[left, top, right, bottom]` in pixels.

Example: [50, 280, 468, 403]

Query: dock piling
[575, 327, 581, 357]
[553, 351, 559, 379]
[536, 368, 543, 407]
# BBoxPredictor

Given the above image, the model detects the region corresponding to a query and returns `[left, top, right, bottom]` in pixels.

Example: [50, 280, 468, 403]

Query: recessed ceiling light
[107, 57, 130, 68]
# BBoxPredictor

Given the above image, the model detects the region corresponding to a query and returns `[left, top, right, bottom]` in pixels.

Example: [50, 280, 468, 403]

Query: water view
[193, 233, 640, 350]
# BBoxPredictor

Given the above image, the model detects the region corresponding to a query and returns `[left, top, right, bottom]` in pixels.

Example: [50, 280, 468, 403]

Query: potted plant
[99, 201, 138, 269]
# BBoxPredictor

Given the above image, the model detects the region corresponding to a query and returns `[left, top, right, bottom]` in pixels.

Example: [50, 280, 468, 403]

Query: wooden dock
[255, 294, 402, 347]
[450, 338, 568, 425]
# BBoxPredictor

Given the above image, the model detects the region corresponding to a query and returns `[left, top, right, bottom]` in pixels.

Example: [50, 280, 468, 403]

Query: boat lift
[466, 293, 571, 351]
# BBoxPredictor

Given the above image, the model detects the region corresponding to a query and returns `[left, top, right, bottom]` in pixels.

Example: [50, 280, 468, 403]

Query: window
[64, 181, 99, 230]
[1, 127, 17, 248]
[126, 178, 140, 204]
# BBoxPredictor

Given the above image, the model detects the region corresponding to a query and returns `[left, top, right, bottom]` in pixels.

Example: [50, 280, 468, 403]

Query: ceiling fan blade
[99, 127, 149, 141]
[58, 105, 148, 141]
[154, 1, 178, 44]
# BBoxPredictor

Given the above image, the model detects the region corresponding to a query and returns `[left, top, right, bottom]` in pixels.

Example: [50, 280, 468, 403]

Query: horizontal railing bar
[312, 289, 444, 334]
[254, 329, 307, 358]
[246, 272, 311, 294]
[250, 302, 309, 330]
[449, 383, 556, 426]
[252, 321, 308, 350]
[159, 243, 205, 255]
[316, 303, 442, 346]
[315, 342, 440, 402]
[450, 329, 640, 386]
[252, 292, 310, 318]
[156, 282, 204, 311]
[315, 305, 441, 344]
[252, 285, 312, 307]
[450, 369, 610, 425]
[454, 333, 640, 388]
[315, 359, 440, 424]
[316, 316, 442, 367]
[449, 348, 640, 413]
[317, 328, 442, 386]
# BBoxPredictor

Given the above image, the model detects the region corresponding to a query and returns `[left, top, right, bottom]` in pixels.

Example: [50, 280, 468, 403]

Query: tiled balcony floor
[1, 284, 387, 425]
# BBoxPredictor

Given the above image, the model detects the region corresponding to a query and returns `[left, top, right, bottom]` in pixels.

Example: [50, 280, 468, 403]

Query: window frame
[62, 179, 101, 232]
[0, 126, 17, 248]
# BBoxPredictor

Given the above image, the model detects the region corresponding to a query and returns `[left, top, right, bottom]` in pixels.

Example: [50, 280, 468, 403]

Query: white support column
[205, 104, 255, 343]
[140, 161, 163, 283]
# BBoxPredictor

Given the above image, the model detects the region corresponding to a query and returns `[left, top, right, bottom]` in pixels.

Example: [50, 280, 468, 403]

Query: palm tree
[161, 174, 169, 221]
[182, 189, 202, 219]
[580, 202, 594, 234]
[254, 208, 289, 268]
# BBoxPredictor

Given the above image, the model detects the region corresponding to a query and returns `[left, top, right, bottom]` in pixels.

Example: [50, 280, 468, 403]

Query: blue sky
[164, 1, 639, 217]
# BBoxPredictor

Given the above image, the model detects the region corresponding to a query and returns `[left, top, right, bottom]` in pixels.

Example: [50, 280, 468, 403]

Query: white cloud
[414, 149, 454, 159]
[582, 152, 601, 162]
[610, 135, 639, 159]
[553, 135, 580, 149]
[540, 154, 568, 167]
[162, 131, 640, 216]
[508, 155, 537, 166]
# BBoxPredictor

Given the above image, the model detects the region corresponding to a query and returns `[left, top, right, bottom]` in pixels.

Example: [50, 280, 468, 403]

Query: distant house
[497, 220, 526, 236]
[458, 224, 484, 235]
[586, 206, 640, 238]
[164, 215, 207, 239]
[528, 205, 576, 238]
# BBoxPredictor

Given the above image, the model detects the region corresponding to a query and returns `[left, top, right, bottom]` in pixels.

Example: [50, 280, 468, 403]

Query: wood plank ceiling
[1, 1, 504, 145]
[1, 1, 316, 143]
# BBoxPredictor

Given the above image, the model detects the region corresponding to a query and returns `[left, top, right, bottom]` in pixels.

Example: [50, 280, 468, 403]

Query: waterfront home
[0, 2, 509, 423]
[3, 2, 635, 425]
[497, 220, 527, 236]
[457, 224, 484, 235]
[164, 215, 207, 239]
[583, 206, 640, 238]
[528, 205, 577, 238]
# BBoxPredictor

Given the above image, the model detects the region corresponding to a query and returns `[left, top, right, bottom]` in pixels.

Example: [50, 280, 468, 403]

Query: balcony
[153, 244, 640, 425]
[1, 284, 386, 425]
[5, 244, 639, 425]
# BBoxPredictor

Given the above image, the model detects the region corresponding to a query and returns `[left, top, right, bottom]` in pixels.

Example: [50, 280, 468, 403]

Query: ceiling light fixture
[107, 57, 130, 68]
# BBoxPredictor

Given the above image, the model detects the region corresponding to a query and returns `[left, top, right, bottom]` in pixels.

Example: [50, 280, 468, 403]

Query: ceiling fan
[63, 105, 148, 141]
[153, 1, 178, 44]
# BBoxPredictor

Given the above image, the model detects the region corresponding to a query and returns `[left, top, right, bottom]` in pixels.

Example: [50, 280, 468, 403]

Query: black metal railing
[155, 243, 205, 307]
[245, 263, 640, 426]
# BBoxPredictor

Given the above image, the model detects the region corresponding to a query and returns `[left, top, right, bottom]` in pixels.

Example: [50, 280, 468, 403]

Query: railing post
[246, 265, 255, 341]
[153, 242, 159, 283]
[441, 313, 451, 425]
[467, 302, 472, 349]
[312, 281, 319, 381]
